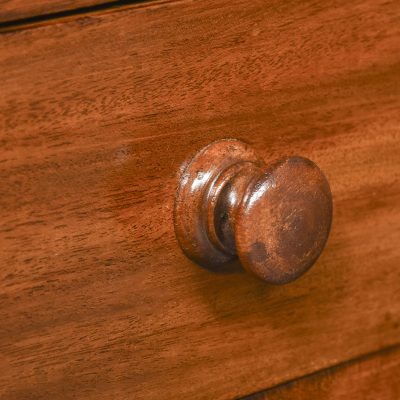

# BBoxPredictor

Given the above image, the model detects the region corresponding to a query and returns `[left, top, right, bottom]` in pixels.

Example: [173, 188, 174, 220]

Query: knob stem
[207, 162, 261, 256]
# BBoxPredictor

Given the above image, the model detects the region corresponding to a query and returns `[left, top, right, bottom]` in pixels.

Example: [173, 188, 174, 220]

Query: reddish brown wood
[175, 139, 332, 284]
[0, 0, 400, 399]
[244, 345, 400, 400]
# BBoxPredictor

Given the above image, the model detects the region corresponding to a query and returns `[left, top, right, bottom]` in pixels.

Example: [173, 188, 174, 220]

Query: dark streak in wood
[0, 0, 151, 25]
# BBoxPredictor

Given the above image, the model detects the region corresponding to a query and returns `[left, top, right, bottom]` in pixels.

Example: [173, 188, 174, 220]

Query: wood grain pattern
[0, 0, 112, 23]
[1, 0, 400, 399]
[244, 345, 400, 400]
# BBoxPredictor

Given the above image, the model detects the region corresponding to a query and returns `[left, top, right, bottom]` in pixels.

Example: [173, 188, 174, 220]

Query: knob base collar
[174, 139, 263, 268]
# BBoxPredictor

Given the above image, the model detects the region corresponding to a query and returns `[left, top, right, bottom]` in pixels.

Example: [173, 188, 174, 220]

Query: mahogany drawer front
[1, 0, 400, 399]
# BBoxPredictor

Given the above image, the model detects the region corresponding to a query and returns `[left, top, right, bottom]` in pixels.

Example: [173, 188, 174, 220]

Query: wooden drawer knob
[174, 139, 332, 284]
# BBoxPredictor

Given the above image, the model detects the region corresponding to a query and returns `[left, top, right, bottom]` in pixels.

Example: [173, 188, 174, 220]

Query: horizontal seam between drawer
[240, 342, 400, 399]
[0, 0, 182, 34]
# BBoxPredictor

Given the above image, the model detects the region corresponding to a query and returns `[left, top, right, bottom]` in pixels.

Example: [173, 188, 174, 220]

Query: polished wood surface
[174, 139, 332, 284]
[1, 0, 400, 399]
[0, 0, 110, 23]
[244, 345, 400, 400]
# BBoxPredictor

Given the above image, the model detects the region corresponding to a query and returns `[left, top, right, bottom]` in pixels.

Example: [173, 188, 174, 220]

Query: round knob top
[174, 139, 332, 284]
[235, 157, 332, 284]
